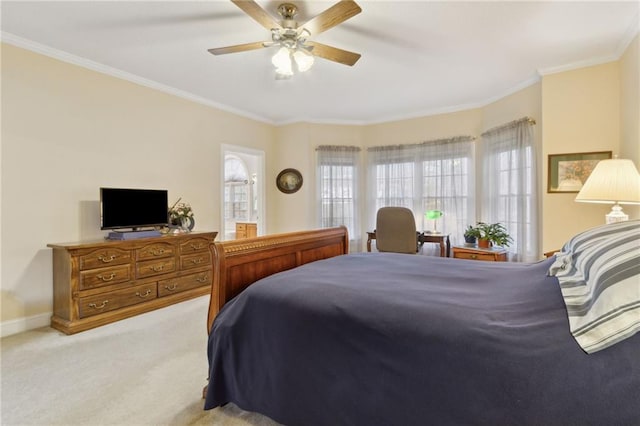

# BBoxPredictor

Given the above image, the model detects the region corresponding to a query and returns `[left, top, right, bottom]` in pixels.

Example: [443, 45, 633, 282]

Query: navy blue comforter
[204, 253, 639, 425]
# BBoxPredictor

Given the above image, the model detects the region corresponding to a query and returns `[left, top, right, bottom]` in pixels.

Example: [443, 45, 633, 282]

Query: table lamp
[424, 210, 443, 234]
[575, 158, 640, 223]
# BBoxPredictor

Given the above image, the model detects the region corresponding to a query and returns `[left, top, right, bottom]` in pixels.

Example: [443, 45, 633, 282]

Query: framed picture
[547, 151, 611, 193]
[276, 168, 303, 194]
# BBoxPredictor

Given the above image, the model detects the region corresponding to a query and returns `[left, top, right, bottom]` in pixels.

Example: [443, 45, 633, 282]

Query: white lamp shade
[575, 159, 640, 204]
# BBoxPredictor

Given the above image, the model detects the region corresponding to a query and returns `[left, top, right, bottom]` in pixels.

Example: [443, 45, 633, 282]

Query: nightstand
[452, 246, 507, 262]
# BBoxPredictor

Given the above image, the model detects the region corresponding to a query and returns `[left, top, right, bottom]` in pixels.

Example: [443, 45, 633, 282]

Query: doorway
[221, 145, 265, 241]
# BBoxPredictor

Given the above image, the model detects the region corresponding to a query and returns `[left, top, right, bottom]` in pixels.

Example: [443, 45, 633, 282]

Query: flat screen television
[100, 187, 169, 230]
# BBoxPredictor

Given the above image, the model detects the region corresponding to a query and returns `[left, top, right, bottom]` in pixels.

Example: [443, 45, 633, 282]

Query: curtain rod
[481, 117, 536, 137]
[316, 145, 361, 152]
[367, 135, 475, 152]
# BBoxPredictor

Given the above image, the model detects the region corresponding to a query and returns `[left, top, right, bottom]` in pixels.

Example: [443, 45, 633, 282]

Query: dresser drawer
[79, 248, 131, 270]
[454, 252, 498, 261]
[158, 271, 212, 297]
[136, 242, 175, 261]
[78, 283, 157, 318]
[452, 247, 507, 262]
[79, 265, 131, 290]
[180, 237, 209, 254]
[180, 252, 211, 271]
[136, 258, 176, 279]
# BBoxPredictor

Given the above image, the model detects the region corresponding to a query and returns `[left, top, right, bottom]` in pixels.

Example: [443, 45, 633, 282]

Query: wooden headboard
[206, 226, 349, 332]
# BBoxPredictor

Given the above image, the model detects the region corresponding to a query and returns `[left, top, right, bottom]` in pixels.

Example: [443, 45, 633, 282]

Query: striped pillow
[548, 220, 640, 353]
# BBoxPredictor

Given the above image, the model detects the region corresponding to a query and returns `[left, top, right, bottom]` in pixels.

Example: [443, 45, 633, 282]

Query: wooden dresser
[48, 231, 217, 334]
[452, 245, 507, 262]
[235, 222, 257, 239]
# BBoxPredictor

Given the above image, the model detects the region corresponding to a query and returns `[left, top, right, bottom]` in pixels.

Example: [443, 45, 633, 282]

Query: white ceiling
[2, 1, 638, 125]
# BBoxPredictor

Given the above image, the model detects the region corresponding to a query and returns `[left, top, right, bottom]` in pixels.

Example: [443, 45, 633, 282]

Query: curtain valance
[481, 117, 536, 138]
[367, 136, 475, 153]
[316, 145, 361, 152]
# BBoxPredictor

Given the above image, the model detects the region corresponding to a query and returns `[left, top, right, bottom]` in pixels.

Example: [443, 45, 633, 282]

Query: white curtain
[367, 137, 476, 251]
[481, 118, 538, 262]
[316, 145, 361, 252]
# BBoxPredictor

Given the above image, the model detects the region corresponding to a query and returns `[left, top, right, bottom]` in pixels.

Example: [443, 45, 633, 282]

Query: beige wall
[541, 61, 622, 251]
[269, 123, 365, 236]
[2, 33, 636, 334]
[270, 123, 315, 233]
[620, 33, 640, 164]
[1, 44, 274, 331]
[619, 33, 640, 220]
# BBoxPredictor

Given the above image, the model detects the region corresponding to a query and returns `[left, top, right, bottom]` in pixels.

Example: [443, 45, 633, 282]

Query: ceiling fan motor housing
[278, 3, 298, 20]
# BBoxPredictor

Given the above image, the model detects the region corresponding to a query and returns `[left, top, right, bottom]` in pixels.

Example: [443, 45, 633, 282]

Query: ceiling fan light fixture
[272, 46, 291, 70]
[293, 49, 314, 72]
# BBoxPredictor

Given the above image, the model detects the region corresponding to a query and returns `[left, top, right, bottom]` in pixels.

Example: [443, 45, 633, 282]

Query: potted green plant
[475, 222, 513, 248]
[463, 225, 481, 245]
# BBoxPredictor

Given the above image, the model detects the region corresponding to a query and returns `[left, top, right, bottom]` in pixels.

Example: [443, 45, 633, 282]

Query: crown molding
[1, 28, 630, 127]
[537, 54, 620, 76]
[539, 12, 639, 77]
[1, 32, 274, 125]
[616, 11, 639, 58]
[476, 73, 542, 109]
[355, 73, 542, 126]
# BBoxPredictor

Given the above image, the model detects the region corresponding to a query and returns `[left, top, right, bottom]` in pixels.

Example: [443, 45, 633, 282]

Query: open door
[221, 145, 265, 241]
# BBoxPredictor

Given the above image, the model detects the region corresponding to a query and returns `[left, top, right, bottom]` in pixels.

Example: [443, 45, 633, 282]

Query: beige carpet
[0, 296, 281, 426]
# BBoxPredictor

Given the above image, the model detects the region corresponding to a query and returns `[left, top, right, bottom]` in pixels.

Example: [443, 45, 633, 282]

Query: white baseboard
[1, 312, 51, 338]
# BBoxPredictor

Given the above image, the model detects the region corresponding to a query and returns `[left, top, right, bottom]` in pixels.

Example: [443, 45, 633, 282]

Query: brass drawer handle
[89, 300, 109, 309]
[98, 273, 116, 282]
[164, 284, 178, 291]
[151, 265, 164, 272]
[98, 254, 116, 263]
[190, 257, 204, 265]
[190, 243, 205, 251]
[196, 275, 209, 283]
[470, 255, 477, 259]
[150, 248, 165, 256]
[135, 289, 152, 298]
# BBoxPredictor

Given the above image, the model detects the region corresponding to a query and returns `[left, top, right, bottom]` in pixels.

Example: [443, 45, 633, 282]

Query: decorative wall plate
[276, 168, 303, 194]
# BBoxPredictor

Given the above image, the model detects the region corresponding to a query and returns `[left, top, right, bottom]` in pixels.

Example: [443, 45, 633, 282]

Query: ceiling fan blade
[306, 41, 361, 66]
[208, 41, 267, 55]
[231, 0, 282, 31]
[300, 0, 361, 36]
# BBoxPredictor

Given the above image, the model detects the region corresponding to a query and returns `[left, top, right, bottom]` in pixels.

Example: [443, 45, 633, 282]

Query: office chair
[375, 207, 418, 254]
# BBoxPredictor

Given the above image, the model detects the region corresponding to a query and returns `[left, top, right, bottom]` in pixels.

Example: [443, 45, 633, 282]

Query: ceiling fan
[208, 0, 362, 79]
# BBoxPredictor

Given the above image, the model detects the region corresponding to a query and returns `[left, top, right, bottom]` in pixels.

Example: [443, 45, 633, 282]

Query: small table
[419, 233, 451, 257]
[452, 245, 507, 262]
[366, 231, 450, 257]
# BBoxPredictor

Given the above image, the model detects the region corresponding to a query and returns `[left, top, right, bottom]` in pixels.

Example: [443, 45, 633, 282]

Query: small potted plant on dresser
[475, 222, 512, 249]
[463, 225, 481, 246]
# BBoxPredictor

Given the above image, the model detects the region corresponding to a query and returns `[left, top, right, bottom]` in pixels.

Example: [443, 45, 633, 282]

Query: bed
[204, 223, 640, 425]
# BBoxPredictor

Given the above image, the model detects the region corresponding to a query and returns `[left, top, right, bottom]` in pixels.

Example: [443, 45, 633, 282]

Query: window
[374, 161, 415, 211]
[317, 145, 361, 252]
[481, 118, 538, 262]
[421, 155, 473, 237]
[367, 137, 475, 246]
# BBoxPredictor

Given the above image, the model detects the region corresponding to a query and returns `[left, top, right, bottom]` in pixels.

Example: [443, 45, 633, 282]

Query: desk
[420, 233, 451, 257]
[366, 231, 450, 257]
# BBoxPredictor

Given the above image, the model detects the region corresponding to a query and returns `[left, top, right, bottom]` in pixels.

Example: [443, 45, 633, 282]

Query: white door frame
[221, 144, 266, 240]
